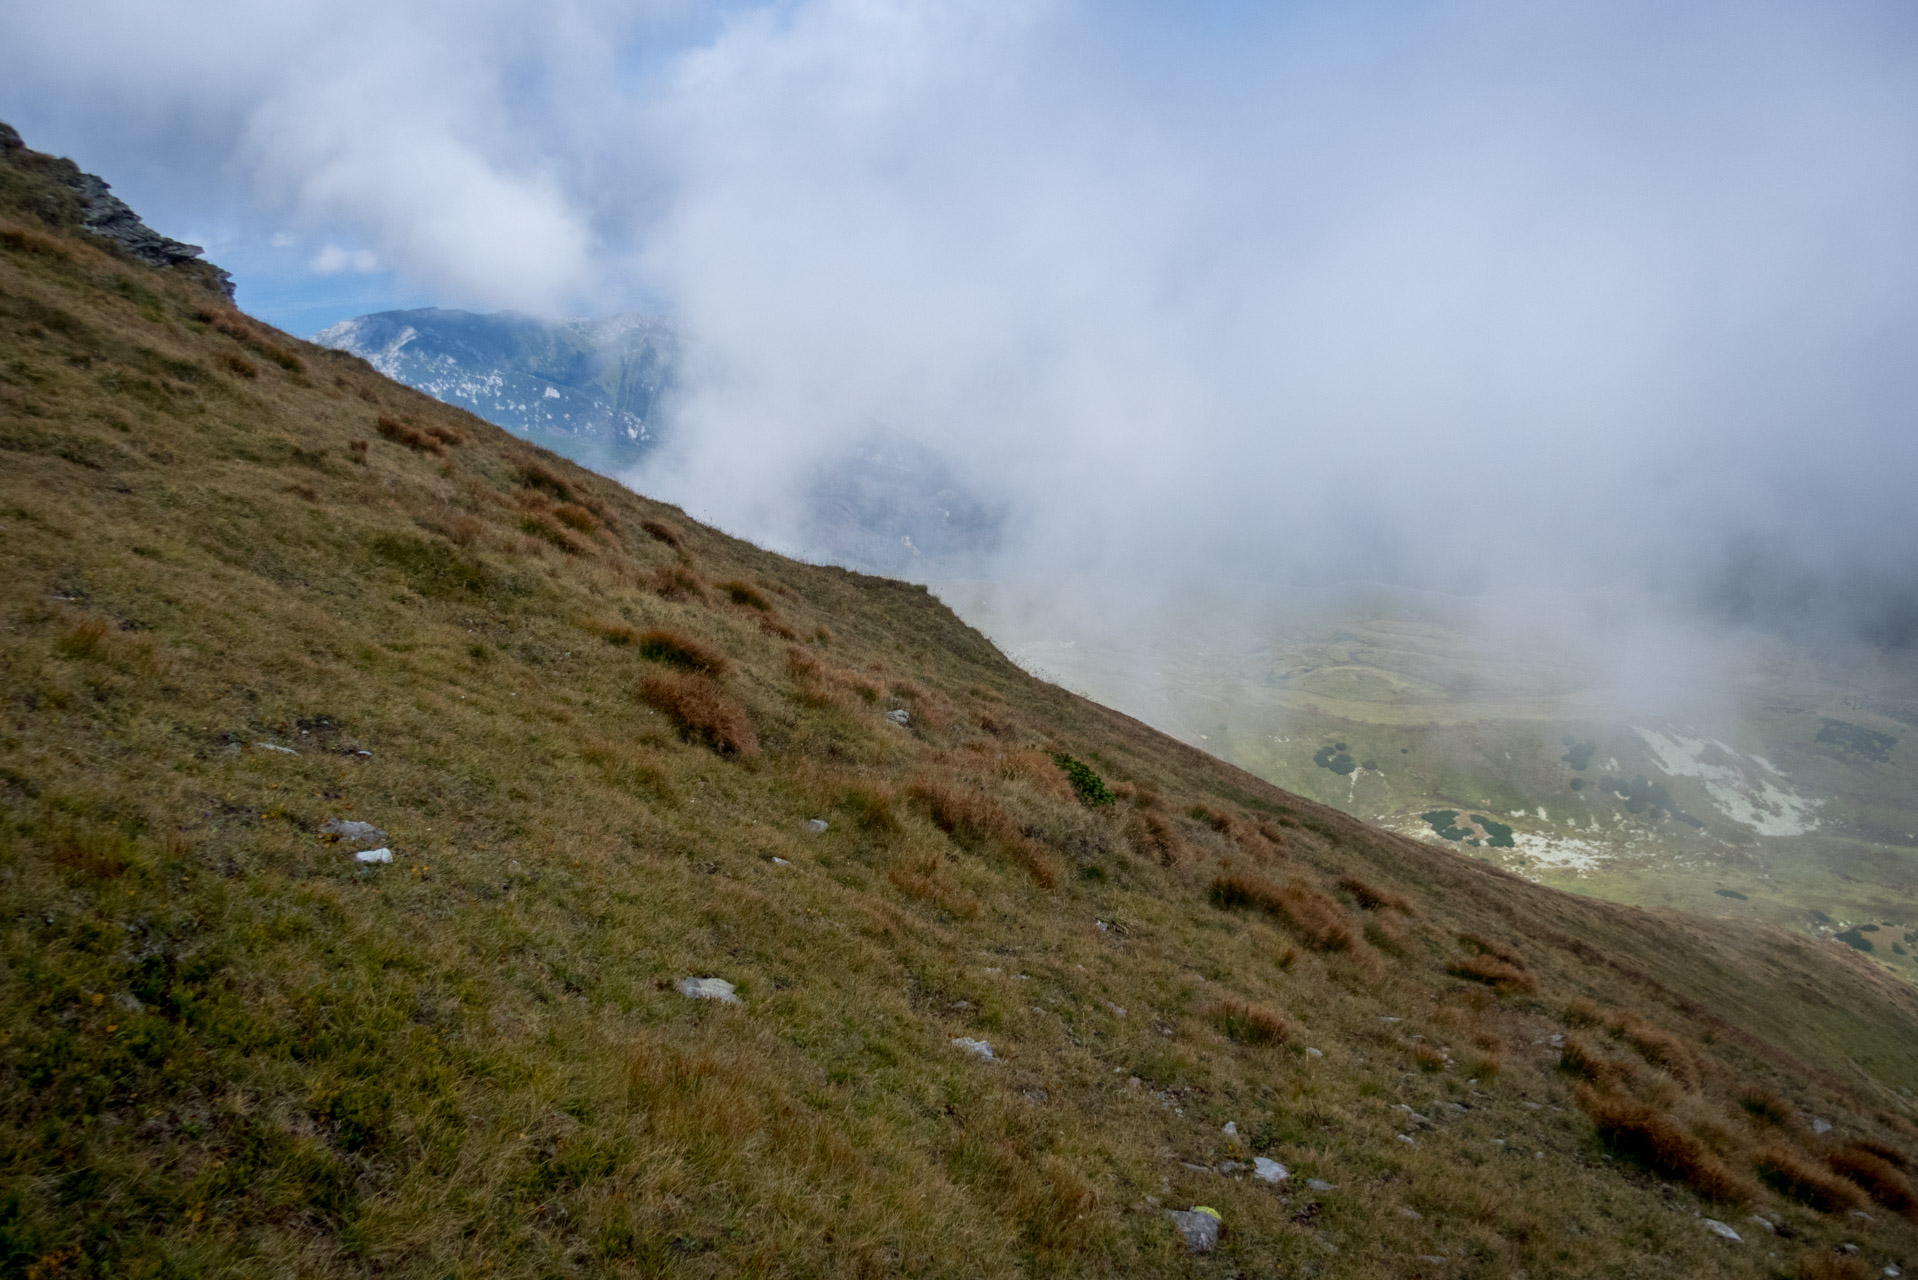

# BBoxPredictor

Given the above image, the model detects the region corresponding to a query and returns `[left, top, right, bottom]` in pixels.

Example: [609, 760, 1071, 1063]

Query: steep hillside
[3, 126, 1918, 1278]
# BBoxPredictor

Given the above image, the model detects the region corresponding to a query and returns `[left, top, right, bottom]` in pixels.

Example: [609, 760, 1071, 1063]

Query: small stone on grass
[1166, 1207, 1221, 1254]
[677, 976, 742, 1005]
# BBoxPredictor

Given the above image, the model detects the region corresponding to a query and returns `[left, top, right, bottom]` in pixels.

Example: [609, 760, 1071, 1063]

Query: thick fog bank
[8, 1, 1918, 652]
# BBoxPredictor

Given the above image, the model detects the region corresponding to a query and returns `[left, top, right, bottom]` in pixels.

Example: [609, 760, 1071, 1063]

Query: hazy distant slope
[315, 307, 674, 472]
[950, 578, 1918, 984]
[4, 124, 1918, 1278]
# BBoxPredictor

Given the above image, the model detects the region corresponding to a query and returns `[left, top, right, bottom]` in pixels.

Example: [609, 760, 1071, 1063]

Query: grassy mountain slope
[3, 129, 1918, 1278]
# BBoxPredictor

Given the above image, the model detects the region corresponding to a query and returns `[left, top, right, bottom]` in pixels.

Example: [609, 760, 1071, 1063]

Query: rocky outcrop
[0, 120, 233, 297]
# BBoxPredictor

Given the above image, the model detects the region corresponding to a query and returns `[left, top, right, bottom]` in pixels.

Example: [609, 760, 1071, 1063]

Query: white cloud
[309, 244, 380, 274]
[6, 0, 1918, 634]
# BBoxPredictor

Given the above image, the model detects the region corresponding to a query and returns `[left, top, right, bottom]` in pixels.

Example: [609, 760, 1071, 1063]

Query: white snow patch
[1633, 728, 1819, 836]
[1509, 832, 1608, 871]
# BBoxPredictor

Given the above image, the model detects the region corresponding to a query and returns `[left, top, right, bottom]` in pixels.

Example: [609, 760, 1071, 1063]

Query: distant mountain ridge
[315, 307, 674, 472]
[317, 307, 1004, 576]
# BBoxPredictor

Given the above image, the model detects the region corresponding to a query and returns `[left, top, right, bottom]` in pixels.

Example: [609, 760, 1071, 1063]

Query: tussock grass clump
[638, 672, 757, 756]
[635, 628, 730, 676]
[788, 647, 885, 709]
[519, 511, 586, 554]
[907, 777, 1059, 888]
[0, 220, 75, 260]
[717, 579, 772, 611]
[1560, 1035, 1636, 1088]
[1337, 874, 1411, 913]
[1448, 951, 1535, 994]
[50, 823, 136, 880]
[1739, 1084, 1799, 1127]
[1796, 1256, 1874, 1280]
[1563, 997, 1605, 1027]
[376, 414, 445, 455]
[1575, 1086, 1749, 1202]
[198, 306, 306, 371]
[715, 579, 797, 637]
[1462, 1049, 1502, 1081]
[640, 518, 681, 548]
[651, 565, 705, 600]
[887, 853, 979, 920]
[54, 616, 111, 661]
[516, 459, 581, 504]
[1614, 1016, 1701, 1089]
[1828, 1144, 1918, 1216]
[553, 502, 597, 533]
[1449, 934, 1535, 993]
[1414, 1043, 1448, 1072]
[1210, 998, 1286, 1045]
[909, 778, 1012, 849]
[839, 784, 901, 835]
[1851, 1137, 1910, 1168]
[1756, 1143, 1864, 1212]
[1209, 872, 1356, 951]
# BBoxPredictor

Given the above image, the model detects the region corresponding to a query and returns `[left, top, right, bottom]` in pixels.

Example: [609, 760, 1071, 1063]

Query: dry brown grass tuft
[218, 351, 258, 378]
[0, 220, 76, 259]
[906, 777, 1059, 887]
[1828, 1144, 1918, 1216]
[717, 579, 772, 611]
[1210, 997, 1286, 1045]
[199, 307, 306, 371]
[519, 511, 586, 554]
[54, 616, 111, 661]
[634, 628, 730, 676]
[1796, 1256, 1874, 1280]
[1756, 1143, 1865, 1212]
[887, 853, 979, 920]
[787, 647, 884, 708]
[909, 778, 1011, 848]
[516, 459, 582, 504]
[650, 565, 705, 601]
[1563, 997, 1604, 1027]
[377, 414, 446, 455]
[638, 672, 757, 756]
[1209, 872, 1356, 951]
[839, 783, 901, 835]
[1447, 952, 1536, 994]
[640, 518, 682, 548]
[1851, 1137, 1910, 1168]
[553, 502, 598, 533]
[1739, 1084, 1799, 1128]
[1458, 932, 1526, 968]
[1756, 1143, 1856, 1212]
[1575, 1086, 1750, 1202]
[1414, 1044, 1448, 1073]
[1613, 1016, 1701, 1089]
[1559, 1035, 1636, 1088]
[1337, 874, 1412, 913]
[49, 824, 134, 880]
[1462, 1049, 1502, 1081]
